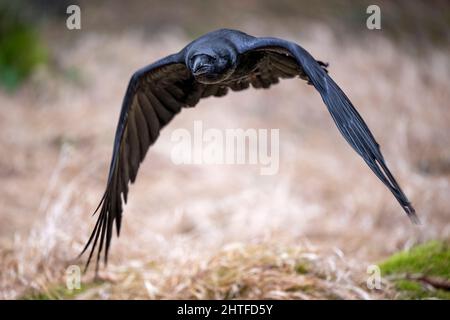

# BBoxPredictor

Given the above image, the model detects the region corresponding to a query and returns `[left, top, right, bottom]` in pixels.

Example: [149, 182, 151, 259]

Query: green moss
[380, 241, 450, 299]
[380, 241, 450, 278]
[396, 279, 422, 292]
[294, 261, 310, 275]
[393, 280, 450, 300]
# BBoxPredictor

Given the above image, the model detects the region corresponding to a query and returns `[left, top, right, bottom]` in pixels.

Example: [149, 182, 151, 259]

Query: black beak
[193, 56, 211, 76]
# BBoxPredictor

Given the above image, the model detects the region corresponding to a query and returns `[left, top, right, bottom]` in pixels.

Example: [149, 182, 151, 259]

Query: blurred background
[0, 0, 449, 299]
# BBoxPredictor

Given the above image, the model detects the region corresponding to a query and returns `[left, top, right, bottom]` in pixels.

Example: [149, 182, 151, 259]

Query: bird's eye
[191, 54, 216, 64]
[205, 55, 217, 63]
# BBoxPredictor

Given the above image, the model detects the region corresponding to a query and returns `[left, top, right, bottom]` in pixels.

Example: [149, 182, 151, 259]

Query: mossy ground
[19, 241, 450, 300]
[380, 241, 450, 299]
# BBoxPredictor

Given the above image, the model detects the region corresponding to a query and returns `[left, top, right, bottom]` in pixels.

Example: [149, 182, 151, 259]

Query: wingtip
[405, 205, 421, 225]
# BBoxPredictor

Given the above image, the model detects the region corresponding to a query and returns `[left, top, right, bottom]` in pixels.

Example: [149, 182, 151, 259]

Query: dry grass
[72, 243, 388, 300]
[0, 21, 449, 299]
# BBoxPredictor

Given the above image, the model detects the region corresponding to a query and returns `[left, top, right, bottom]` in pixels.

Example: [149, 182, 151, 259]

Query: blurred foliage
[0, 2, 47, 91]
[76, 0, 449, 52]
[380, 241, 450, 299]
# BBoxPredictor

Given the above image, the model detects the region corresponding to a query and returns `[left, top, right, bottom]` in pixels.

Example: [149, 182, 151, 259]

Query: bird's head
[188, 47, 236, 84]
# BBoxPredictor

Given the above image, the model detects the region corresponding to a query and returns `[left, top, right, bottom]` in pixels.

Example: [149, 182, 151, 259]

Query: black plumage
[81, 29, 418, 271]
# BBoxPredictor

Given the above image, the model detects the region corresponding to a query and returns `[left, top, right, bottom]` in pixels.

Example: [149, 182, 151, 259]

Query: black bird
[81, 29, 418, 270]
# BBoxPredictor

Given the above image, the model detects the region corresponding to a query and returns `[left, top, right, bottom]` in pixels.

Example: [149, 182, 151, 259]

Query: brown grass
[73, 243, 390, 300]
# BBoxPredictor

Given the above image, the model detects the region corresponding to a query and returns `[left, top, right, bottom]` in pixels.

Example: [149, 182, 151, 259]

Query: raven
[81, 29, 418, 271]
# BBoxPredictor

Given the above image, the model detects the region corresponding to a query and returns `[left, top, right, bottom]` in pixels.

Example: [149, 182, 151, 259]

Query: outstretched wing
[237, 37, 418, 223]
[80, 53, 186, 270]
[81, 52, 246, 271]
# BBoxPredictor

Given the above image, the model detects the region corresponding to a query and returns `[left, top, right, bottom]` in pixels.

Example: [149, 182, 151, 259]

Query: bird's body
[81, 29, 418, 271]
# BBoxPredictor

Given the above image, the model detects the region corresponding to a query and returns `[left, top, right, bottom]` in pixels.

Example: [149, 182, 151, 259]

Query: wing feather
[137, 92, 161, 140]
[80, 53, 190, 270]
[240, 37, 418, 222]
